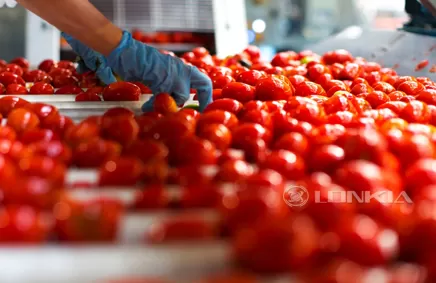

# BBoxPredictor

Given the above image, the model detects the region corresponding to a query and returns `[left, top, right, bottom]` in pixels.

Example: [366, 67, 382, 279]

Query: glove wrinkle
[61, 31, 117, 83]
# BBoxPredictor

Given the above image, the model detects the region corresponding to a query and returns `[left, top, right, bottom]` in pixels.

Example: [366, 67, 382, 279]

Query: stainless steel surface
[0, 6, 26, 61]
[0, 244, 231, 283]
[2, 94, 199, 121]
[309, 28, 436, 80]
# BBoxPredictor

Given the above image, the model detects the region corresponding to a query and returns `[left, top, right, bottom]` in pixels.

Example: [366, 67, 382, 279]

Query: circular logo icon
[283, 185, 309, 208]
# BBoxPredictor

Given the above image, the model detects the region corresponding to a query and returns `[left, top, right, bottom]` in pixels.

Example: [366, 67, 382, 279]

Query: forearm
[17, 0, 123, 56]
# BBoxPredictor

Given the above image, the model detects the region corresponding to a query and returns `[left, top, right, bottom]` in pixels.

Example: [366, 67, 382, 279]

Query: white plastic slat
[90, 0, 214, 32]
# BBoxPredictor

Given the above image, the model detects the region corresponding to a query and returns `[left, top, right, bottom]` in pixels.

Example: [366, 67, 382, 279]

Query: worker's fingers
[190, 67, 213, 112]
[141, 95, 156, 112]
[95, 66, 117, 85]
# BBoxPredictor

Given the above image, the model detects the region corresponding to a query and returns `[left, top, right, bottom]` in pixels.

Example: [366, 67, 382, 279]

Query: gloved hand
[106, 31, 213, 112]
[61, 32, 117, 85]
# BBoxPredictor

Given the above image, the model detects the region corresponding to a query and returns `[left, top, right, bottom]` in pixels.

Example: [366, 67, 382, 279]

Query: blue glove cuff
[107, 31, 134, 65]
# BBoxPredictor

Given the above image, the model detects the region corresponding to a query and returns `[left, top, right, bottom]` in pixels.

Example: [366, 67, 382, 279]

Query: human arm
[16, 0, 122, 56]
[17, 0, 213, 111]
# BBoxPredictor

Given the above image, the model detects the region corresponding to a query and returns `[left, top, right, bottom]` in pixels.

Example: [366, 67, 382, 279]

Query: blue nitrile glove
[61, 32, 117, 85]
[106, 31, 213, 112]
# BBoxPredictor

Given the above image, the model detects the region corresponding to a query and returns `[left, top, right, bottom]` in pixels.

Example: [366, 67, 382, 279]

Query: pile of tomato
[0, 46, 436, 282]
[0, 57, 154, 101]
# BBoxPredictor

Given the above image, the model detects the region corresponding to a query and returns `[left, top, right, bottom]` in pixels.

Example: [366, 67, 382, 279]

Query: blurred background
[0, 0, 408, 62]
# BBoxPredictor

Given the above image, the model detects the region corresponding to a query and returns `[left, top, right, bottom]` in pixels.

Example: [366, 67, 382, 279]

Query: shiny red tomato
[29, 140, 72, 165]
[255, 76, 294, 101]
[0, 206, 53, 243]
[17, 156, 66, 187]
[0, 72, 25, 86]
[7, 108, 40, 134]
[23, 70, 52, 83]
[236, 70, 266, 86]
[75, 92, 102, 101]
[4, 64, 24, 76]
[197, 110, 239, 131]
[55, 85, 83, 95]
[170, 136, 217, 166]
[203, 98, 243, 115]
[102, 82, 141, 101]
[101, 116, 139, 146]
[72, 139, 122, 168]
[5, 84, 28, 95]
[197, 123, 232, 151]
[10, 57, 29, 69]
[55, 198, 123, 242]
[214, 159, 254, 183]
[38, 59, 56, 73]
[221, 82, 255, 103]
[20, 128, 59, 144]
[212, 75, 234, 89]
[232, 216, 320, 273]
[123, 139, 168, 164]
[98, 157, 144, 186]
[52, 74, 78, 88]
[29, 82, 54, 95]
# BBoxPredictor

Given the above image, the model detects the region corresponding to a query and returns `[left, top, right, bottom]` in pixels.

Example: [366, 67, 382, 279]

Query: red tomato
[197, 123, 232, 151]
[55, 198, 123, 242]
[400, 101, 431, 123]
[336, 215, 399, 266]
[102, 82, 141, 101]
[29, 82, 54, 95]
[145, 216, 218, 243]
[4, 64, 24, 76]
[259, 150, 306, 181]
[232, 216, 320, 273]
[72, 139, 122, 168]
[101, 116, 139, 146]
[203, 98, 243, 115]
[273, 132, 309, 157]
[75, 92, 102, 101]
[197, 110, 239, 131]
[153, 93, 178, 115]
[134, 184, 169, 210]
[17, 156, 66, 187]
[397, 81, 425, 96]
[10, 57, 29, 69]
[98, 157, 144, 186]
[7, 108, 40, 134]
[52, 74, 79, 88]
[232, 123, 272, 147]
[23, 70, 52, 83]
[416, 88, 436, 105]
[236, 70, 266, 86]
[29, 140, 72, 164]
[0, 206, 53, 243]
[0, 72, 25, 86]
[64, 121, 101, 146]
[215, 159, 254, 183]
[255, 76, 294, 101]
[38, 59, 56, 73]
[55, 85, 83, 95]
[123, 139, 169, 164]
[294, 81, 326, 97]
[170, 136, 217, 166]
[20, 128, 59, 144]
[5, 84, 28, 95]
[221, 82, 255, 103]
[212, 75, 234, 89]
